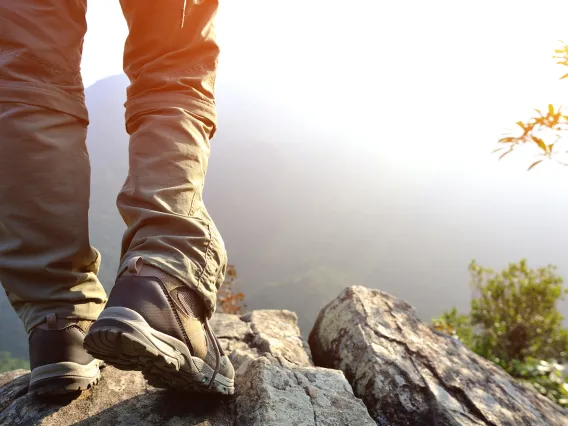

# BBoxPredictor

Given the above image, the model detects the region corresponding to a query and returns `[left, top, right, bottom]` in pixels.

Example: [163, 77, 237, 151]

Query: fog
[2, 1, 568, 358]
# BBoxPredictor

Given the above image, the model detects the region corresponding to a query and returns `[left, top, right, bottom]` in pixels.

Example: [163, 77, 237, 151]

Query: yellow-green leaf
[528, 160, 544, 171]
[549, 104, 555, 114]
[531, 135, 547, 152]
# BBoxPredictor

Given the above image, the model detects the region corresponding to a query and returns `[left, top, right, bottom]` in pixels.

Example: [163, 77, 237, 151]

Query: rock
[0, 370, 27, 388]
[0, 370, 28, 413]
[309, 285, 568, 426]
[234, 356, 370, 426]
[0, 309, 374, 426]
[212, 310, 312, 368]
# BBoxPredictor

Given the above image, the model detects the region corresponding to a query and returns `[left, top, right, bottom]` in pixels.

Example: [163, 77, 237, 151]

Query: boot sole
[28, 359, 103, 396]
[83, 307, 235, 395]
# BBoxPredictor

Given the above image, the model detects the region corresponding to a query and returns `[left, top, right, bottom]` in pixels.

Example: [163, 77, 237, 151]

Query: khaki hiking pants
[0, 0, 227, 332]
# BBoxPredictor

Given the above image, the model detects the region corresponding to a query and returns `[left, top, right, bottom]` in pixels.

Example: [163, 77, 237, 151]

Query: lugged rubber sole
[28, 359, 103, 396]
[84, 307, 235, 395]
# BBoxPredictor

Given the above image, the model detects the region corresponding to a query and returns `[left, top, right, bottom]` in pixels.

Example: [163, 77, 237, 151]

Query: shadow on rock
[75, 389, 235, 425]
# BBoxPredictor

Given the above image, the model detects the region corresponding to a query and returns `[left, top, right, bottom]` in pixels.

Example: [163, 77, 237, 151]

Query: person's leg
[85, 0, 234, 394]
[0, 0, 106, 394]
[115, 0, 226, 315]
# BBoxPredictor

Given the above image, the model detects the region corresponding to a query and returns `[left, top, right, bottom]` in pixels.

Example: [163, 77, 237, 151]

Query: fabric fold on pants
[0, 0, 226, 331]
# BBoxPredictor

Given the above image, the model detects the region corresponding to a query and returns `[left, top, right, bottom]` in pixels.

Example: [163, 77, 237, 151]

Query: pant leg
[0, 0, 107, 332]
[117, 0, 227, 318]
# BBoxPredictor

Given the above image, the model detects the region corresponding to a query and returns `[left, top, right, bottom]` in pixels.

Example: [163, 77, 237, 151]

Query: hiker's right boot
[84, 258, 234, 395]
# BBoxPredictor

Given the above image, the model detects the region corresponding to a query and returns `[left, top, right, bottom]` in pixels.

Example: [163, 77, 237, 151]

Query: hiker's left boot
[28, 314, 103, 396]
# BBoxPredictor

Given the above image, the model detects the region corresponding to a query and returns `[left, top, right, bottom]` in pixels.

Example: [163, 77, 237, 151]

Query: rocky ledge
[1, 286, 567, 425]
[0, 309, 373, 425]
[310, 286, 568, 426]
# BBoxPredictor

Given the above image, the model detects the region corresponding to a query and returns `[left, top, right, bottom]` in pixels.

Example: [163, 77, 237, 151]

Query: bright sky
[82, 1, 568, 184]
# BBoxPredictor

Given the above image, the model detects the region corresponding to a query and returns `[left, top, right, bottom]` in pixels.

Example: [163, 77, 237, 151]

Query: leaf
[492, 147, 506, 154]
[498, 136, 517, 143]
[549, 104, 555, 114]
[499, 150, 513, 160]
[531, 136, 547, 152]
[562, 73, 568, 80]
[528, 160, 544, 171]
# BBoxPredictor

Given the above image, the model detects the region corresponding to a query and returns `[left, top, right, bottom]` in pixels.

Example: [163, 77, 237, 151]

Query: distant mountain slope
[84, 74, 399, 302]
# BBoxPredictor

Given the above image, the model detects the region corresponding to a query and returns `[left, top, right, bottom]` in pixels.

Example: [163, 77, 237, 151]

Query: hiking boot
[28, 314, 103, 396]
[84, 257, 235, 395]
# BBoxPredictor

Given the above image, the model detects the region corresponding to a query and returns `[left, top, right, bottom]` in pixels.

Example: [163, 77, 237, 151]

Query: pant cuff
[18, 300, 106, 333]
[124, 93, 217, 136]
[0, 81, 88, 121]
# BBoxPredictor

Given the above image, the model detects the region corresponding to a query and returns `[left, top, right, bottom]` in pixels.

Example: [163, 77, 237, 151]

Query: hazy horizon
[2, 1, 568, 360]
[78, 0, 568, 325]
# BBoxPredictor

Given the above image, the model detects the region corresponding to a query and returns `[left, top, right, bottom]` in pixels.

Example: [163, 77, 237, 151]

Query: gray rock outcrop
[0, 310, 374, 426]
[309, 285, 568, 426]
[3, 286, 568, 425]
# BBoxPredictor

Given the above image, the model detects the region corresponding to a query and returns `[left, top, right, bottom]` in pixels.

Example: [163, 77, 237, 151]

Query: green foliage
[433, 259, 568, 408]
[0, 351, 29, 374]
[432, 307, 474, 348]
[469, 259, 568, 366]
[510, 358, 568, 408]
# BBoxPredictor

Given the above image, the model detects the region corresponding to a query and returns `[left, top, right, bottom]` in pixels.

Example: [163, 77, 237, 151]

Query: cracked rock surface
[0, 309, 373, 426]
[309, 285, 568, 426]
